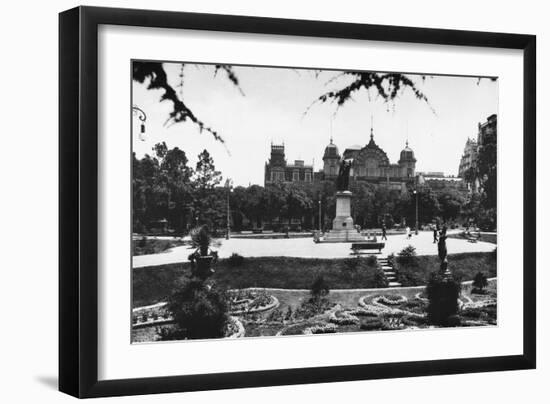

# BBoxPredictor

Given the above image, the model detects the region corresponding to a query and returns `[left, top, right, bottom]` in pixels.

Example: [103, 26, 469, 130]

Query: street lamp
[132, 105, 147, 141]
[413, 189, 419, 235]
[225, 179, 233, 240]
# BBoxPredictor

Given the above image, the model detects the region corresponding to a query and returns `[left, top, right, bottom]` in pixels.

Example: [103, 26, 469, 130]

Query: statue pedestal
[332, 191, 354, 230]
[321, 191, 364, 243]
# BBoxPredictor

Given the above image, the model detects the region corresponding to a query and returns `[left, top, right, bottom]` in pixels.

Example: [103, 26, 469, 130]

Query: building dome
[399, 141, 416, 162]
[323, 138, 340, 159]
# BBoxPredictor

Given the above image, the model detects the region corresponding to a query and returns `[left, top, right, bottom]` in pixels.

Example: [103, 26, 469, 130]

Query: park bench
[465, 232, 481, 243]
[351, 242, 385, 254]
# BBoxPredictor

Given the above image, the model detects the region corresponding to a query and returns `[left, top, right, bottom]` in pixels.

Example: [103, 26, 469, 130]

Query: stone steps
[377, 256, 402, 288]
[388, 282, 402, 287]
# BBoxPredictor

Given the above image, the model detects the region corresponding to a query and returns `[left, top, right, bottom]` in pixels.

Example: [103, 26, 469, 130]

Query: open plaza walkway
[132, 230, 496, 268]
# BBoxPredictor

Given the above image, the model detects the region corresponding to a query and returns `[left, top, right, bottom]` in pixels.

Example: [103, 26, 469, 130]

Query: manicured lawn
[448, 232, 497, 244]
[132, 252, 496, 308]
[396, 251, 496, 286]
[132, 238, 186, 256]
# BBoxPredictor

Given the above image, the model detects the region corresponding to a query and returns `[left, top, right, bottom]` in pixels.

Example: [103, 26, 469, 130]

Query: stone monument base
[321, 229, 365, 243]
[320, 191, 365, 243]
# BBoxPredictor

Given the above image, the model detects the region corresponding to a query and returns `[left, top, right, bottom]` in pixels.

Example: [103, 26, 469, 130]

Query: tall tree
[194, 150, 222, 190]
[154, 142, 195, 233]
[193, 150, 223, 227]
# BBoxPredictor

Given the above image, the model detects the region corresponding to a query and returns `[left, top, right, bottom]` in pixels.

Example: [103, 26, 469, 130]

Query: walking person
[433, 225, 438, 243]
[381, 224, 387, 241]
[405, 226, 411, 239]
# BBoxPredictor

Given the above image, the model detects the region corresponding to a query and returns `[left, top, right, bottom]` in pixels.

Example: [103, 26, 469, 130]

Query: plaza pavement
[132, 230, 496, 268]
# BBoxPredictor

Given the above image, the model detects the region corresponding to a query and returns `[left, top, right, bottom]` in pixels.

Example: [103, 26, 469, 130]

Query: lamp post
[413, 189, 419, 235]
[318, 199, 322, 232]
[132, 105, 147, 141]
[225, 179, 233, 240]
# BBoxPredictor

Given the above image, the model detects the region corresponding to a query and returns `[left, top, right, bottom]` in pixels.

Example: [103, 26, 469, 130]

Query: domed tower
[322, 137, 341, 178]
[398, 140, 417, 178]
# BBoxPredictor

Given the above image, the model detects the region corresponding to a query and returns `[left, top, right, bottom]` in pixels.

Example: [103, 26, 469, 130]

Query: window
[293, 171, 299, 181]
[305, 171, 312, 182]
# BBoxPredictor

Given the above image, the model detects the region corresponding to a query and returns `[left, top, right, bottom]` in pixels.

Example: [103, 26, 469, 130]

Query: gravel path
[133, 230, 496, 268]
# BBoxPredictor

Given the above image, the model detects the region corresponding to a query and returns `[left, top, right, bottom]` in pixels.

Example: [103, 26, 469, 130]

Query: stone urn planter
[195, 255, 215, 279]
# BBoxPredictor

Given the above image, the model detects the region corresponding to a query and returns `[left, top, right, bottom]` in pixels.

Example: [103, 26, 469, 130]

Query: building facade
[458, 138, 479, 179]
[417, 171, 468, 194]
[264, 143, 314, 185]
[457, 114, 497, 192]
[265, 127, 417, 191]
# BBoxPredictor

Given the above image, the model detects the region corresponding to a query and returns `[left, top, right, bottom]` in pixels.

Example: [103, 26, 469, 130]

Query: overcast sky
[132, 62, 498, 186]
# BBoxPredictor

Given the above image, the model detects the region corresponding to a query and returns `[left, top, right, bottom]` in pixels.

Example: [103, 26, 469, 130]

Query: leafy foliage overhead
[310, 72, 430, 112]
[133, 62, 242, 143]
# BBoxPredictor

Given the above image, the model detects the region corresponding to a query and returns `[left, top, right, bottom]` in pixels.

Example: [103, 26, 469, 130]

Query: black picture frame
[59, 5, 536, 398]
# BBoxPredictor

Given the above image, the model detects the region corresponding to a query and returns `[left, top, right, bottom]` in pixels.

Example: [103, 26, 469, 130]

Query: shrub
[227, 253, 245, 268]
[387, 253, 396, 268]
[163, 279, 230, 340]
[284, 306, 294, 321]
[478, 208, 497, 231]
[397, 245, 419, 267]
[426, 272, 461, 326]
[295, 297, 332, 319]
[371, 268, 389, 288]
[366, 255, 378, 267]
[360, 317, 384, 331]
[472, 272, 488, 294]
[446, 315, 461, 327]
[310, 275, 330, 301]
[403, 300, 426, 314]
[396, 266, 423, 287]
[490, 247, 497, 262]
[266, 308, 284, 323]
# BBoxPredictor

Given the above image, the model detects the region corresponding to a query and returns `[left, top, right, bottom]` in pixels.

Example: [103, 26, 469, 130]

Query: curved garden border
[226, 316, 246, 338]
[229, 295, 279, 315]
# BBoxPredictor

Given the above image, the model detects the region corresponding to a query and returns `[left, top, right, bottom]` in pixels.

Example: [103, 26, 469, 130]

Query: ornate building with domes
[319, 127, 417, 191]
[264, 127, 417, 192]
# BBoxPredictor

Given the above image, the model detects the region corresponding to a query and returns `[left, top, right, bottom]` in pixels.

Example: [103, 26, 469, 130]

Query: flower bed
[329, 310, 360, 325]
[372, 294, 408, 306]
[229, 290, 279, 315]
[349, 308, 380, 318]
[304, 323, 338, 335]
[226, 316, 246, 338]
[278, 321, 333, 336]
[132, 303, 173, 328]
[358, 295, 425, 320]
[414, 292, 428, 302]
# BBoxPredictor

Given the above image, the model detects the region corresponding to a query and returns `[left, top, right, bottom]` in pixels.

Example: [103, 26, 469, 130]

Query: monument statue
[437, 225, 448, 273]
[336, 159, 352, 191]
[318, 159, 363, 243]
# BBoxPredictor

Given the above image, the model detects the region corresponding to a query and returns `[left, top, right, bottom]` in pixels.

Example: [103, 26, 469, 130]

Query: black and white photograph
[131, 61, 498, 343]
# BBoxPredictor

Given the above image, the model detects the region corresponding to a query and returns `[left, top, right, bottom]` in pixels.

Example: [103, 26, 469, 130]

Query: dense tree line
[134, 144, 477, 235]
